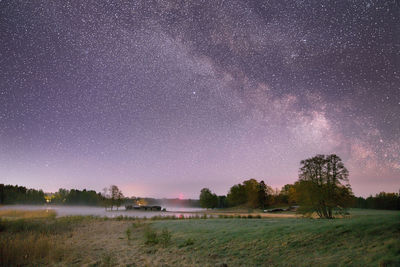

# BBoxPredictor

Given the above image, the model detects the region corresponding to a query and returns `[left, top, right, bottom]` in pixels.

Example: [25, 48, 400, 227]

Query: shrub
[101, 253, 117, 266]
[183, 238, 194, 246]
[126, 228, 131, 242]
[116, 215, 125, 221]
[132, 221, 142, 228]
[159, 228, 172, 247]
[144, 226, 158, 245]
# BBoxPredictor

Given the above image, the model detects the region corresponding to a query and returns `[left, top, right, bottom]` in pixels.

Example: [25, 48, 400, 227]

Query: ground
[0, 209, 399, 266]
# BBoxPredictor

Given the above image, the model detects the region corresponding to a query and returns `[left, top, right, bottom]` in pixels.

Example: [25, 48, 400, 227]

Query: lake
[0, 205, 206, 218]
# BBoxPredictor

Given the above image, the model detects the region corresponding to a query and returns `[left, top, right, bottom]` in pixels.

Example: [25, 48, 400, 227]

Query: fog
[0, 205, 205, 218]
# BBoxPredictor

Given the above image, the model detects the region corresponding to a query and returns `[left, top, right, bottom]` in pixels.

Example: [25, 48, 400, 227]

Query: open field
[0, 209, 399, 266]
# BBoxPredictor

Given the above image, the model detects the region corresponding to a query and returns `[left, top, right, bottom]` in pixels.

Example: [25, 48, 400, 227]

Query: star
[0, 0, 398, 198]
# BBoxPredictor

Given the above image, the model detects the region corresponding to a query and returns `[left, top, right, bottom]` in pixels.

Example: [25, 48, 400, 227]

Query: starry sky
[1, 0, 399, 198]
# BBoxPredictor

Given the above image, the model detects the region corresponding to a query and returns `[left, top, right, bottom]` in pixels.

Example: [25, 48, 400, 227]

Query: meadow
[0, 209, 399, 266]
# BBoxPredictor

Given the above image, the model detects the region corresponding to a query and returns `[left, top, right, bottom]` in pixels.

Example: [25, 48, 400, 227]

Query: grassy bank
[0, 209, 399, 266]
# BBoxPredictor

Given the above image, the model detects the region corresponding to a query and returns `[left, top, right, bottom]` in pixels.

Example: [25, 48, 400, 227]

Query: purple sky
[1, 1, 399, 198]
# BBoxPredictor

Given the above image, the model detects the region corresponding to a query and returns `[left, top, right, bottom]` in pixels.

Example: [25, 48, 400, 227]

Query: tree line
[200, 154, 400, 218]
[0, 184, 107, 207]
[2, 154, 399, 216]
[0, 184, 45, 204]
[51, 188, 104, 206]
[353, 192, 400, 210]
[50, 185, 126, 210]
[0, 184, 200, 210]
[200, 179, 273, 209]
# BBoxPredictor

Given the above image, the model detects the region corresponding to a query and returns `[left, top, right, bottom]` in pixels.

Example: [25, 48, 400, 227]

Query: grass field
[0, 209, 399, 266]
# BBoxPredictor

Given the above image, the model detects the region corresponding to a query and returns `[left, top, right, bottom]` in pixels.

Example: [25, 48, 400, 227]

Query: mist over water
[0, 205, 205, 218]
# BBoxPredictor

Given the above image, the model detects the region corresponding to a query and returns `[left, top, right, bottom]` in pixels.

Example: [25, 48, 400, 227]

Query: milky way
[0, 0, 399, 198]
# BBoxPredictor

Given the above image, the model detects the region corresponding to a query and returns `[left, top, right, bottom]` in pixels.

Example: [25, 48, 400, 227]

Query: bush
[178, 237, 195, 248]
[126, 228, 131, 242]
[144, 226, 158, 245]
[116, 215, 125, 221]
[183, 238, 194, 246]
[132, 221, 142, 228]
[159, 228, 172, 247]
[101, 253, 117, 267]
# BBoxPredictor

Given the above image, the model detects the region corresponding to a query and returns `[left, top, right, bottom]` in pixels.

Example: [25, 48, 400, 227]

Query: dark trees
[101, 185, 124, 210]
[276, 184, 296, 205]
[257, 180, 272, 209]
[217, 195, 228, 208]
[52, 188, 69, 204]
[243, 179, 260, 208]
[226, 183, 247, 207]
[295, 154, 353, 218]
[111, 185, 124, 210]
[0, 184, 45, 204]
[354, 192, 400, 210]
[227, 179, 273, 209]
[199, 188, 218, 209]
[64, 189, 102, 206]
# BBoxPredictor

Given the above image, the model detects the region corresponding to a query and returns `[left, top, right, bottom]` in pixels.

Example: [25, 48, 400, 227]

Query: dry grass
[0, 233, 66, 266]
[0, 209, 56, 219]
[61, 220, 134, 265]
[0, 211, 83, 267]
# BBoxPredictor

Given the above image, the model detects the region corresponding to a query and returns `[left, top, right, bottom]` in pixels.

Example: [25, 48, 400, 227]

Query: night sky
[1, 0, 399, 198]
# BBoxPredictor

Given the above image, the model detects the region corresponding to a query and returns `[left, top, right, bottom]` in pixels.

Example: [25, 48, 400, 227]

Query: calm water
[0, 205, 205, 218]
